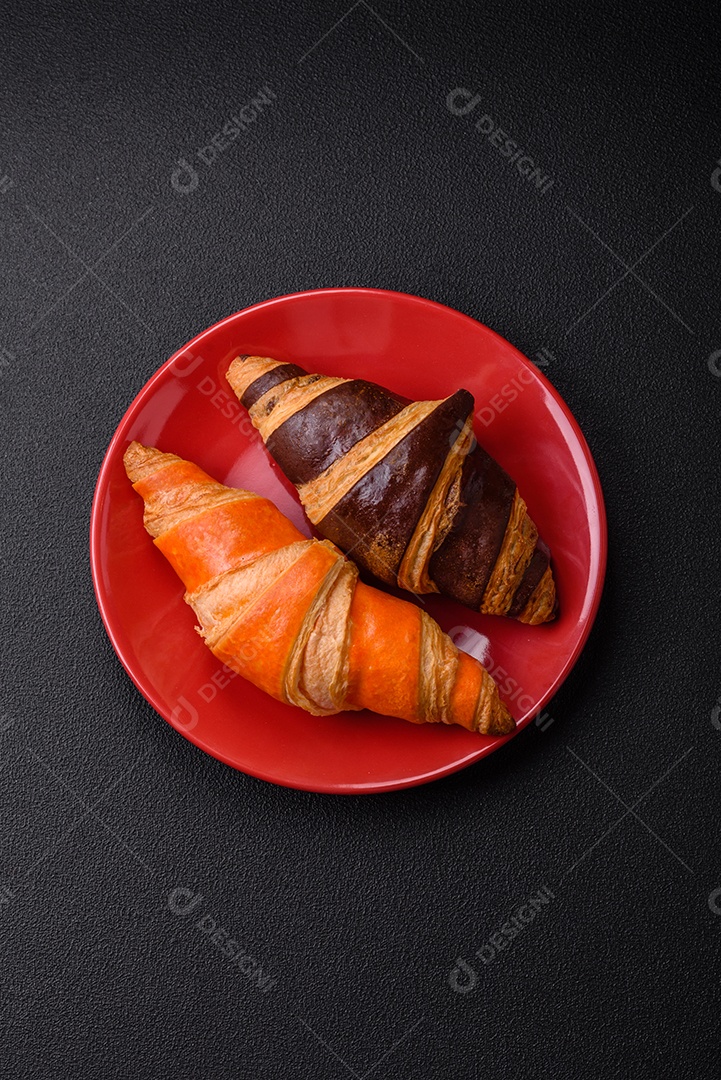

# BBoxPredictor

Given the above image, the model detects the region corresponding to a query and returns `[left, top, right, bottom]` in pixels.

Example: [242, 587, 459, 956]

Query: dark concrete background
[1, 1, 719, 1076]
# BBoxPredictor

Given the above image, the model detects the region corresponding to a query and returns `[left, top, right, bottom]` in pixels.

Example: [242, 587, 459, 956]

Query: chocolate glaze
[430, 443, 516, 607]
[235, 361, 555, 618]
[267, 379, 409, 486]
[507, 544, 550, 616]
[318, 390, 473, 584]
[240, 363, 308, 408]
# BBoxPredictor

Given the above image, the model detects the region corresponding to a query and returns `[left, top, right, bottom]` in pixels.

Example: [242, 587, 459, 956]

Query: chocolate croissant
[124, 442, 514, 735]
[226, 356, 556, 624]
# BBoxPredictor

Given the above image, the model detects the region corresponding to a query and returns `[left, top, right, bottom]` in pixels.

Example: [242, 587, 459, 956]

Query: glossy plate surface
[90, 288, 606, 793]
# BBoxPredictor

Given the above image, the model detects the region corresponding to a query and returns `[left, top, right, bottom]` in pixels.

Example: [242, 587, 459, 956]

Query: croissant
[226, 356, 556, 625]
[124, 442, 513, 736]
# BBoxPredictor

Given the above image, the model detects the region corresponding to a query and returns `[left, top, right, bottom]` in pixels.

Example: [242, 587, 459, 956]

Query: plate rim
[90, 286, 608, 794]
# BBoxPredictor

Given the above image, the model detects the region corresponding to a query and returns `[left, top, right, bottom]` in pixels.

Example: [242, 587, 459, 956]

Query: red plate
[90, 288, 606, 793]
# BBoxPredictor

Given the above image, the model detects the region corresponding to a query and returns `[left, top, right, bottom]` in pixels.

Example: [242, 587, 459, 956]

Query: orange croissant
[123, 442, 514, 736]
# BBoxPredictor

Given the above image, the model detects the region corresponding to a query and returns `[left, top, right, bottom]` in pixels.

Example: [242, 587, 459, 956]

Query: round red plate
[90, 288, 606, 794]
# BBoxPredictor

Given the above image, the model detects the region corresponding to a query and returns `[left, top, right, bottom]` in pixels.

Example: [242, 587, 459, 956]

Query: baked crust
[226, 355, 557, 623]
[124, 442, 514, 733]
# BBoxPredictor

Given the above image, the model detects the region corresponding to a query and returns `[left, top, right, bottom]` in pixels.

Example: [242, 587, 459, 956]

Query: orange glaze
[449, 650, 484, 732]
[345, 582, 422, 722]
[154, 496, 305, 592]
[125, 443, 514, 736]
[210, 541, 340, 701]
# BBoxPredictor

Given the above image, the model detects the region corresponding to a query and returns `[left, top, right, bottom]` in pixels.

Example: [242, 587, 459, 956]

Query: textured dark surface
[1, 1, 719, 1077]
